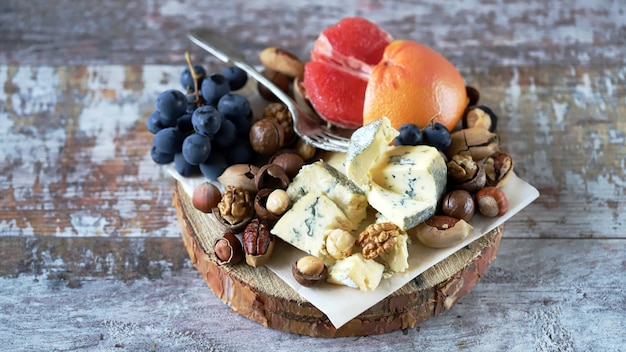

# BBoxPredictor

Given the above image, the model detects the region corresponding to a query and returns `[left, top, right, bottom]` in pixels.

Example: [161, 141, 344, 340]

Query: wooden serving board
[173, 181, 502, 337]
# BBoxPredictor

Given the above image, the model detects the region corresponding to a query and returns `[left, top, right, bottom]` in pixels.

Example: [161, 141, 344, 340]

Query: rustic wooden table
[1, 0, 624, 350]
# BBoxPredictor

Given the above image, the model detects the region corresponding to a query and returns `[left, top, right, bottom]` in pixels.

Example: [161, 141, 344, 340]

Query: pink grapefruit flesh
[303, 17, 393, 129]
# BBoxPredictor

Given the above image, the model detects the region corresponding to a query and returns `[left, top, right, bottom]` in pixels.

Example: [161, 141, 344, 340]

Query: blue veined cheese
[271, 193, 352, 263]
[327, 253, 385, 291]
[286, 161, 368, 230]
[379, 233, 410, 273]
[345, 117, 398, 188]
[366, 145, 447, 230]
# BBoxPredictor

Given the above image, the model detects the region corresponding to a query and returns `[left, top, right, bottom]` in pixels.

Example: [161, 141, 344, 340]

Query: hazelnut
[475, 187, 508, 217]
[463, 105, 498, 132]
[441, 190, 475, 222]
[254, 188, 281, 221]
[217, 164, 259, 193]
[249, 118, 285, 155]
[266, 189, 290, 215]
[257, 68, 291, 102]
[415, 215, 474, 249]
[192, 182, 222, 213]
[213, 232, 244, 265]
[270, 150, 304, 179]
[254, 164, 289, 191]
[292, 255, 328, 287]
[294, 139, 316, 161]
[325, 229, 355, 260]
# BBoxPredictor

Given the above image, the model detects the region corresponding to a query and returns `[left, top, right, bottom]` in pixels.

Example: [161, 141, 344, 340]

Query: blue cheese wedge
[271, 193, 352, 264]
[345, 117, 398, 187]
[286, 161, 368, 230]
[327, 253, 385, 291]
[345, 117, 447, 231]
[367, 145, 447, 230]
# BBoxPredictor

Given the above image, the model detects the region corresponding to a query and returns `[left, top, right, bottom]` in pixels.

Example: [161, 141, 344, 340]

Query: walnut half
[214, 185, 254, 232]
[357, 222, 400, 260]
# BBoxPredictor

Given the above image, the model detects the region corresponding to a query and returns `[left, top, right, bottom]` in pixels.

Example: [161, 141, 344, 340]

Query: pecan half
[242, 219, 275, 267]
[357, 222, 400, 260]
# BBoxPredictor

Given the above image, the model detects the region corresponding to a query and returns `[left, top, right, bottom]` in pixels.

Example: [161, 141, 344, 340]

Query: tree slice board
[173, 181, 502, 338]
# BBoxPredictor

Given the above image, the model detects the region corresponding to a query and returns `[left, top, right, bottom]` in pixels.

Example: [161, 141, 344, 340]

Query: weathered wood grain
[1, 0, 624, 68]
[1, 239, 623, 351]
[1, 64, 623, 239]
[0, 0, 624, 349]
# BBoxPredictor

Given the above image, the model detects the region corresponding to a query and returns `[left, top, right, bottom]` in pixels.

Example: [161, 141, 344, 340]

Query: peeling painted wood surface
[1, 239, 624, 351]
[0, 0, 625, 350]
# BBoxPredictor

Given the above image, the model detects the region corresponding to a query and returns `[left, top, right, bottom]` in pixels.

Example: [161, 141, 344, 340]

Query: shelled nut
[475, 187, 509, 217]
[242, 219, 275, 267]
[213, 232, 244, 265]
[292, 255, 328, 287]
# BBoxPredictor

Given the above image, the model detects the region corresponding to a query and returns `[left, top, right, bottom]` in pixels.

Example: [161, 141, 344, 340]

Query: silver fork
[188, 28, 354, 153]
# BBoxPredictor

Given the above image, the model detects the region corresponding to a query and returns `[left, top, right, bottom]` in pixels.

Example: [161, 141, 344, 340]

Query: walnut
[356, 222, 400, 260]
[484, 151, 514, 187]
[215, 185, 253, 232]
[447, 154, 478, 182]
[447, 154, 486, 193]
[263, 103, 295, 143]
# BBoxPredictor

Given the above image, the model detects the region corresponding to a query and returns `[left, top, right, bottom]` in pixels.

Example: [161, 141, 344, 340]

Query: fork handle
[187, 28, 297, 111]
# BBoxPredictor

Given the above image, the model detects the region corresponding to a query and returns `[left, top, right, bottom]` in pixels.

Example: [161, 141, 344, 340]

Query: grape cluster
[394, 122, 452, 151]
[147, 61, 255, 180]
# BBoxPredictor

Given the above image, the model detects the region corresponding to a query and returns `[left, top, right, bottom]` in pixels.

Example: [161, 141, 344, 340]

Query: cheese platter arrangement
[147, 17, 539, 337]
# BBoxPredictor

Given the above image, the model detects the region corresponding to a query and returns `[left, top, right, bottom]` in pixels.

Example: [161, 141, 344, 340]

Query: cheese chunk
[379, 233, 410, 273]
[327, 253, 385, 291]
[287, 161, 367, 229]
[366, 145, 447, 230]
[345, 117, 398, 188]
[271, 193, 352, 263]
[345, 117, 447, 231]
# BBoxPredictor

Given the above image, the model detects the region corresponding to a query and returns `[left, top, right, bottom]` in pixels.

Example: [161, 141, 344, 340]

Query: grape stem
[185, 51, 204, 106]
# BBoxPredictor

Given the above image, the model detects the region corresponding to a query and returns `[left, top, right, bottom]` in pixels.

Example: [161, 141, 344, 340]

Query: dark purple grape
[176, 112, 194, 135]
[180, 64, 206, 93]
[213, 119, 236, 148]
[174, 153, 201, 177]
[395, 123, 423, 146]
[182, 133, 212, 165]
[201, 73, 230, 106]
[153, 127, 183, 154]
[199, 153, 228, 180]
[217, 93, 251, 122]
[156, 89, 187, 126]
[225, 138, 254, 164]
[422, 122, 452, 150]
[221, 66, 248, 91]
[192, 105, 223, 137]
[228, 110, 253, 138]
[146, 111, 165, 134]
[150, 145, 175, 164]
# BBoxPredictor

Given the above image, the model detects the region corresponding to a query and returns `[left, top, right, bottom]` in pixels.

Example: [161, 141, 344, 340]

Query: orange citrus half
[363, 40, 468, 131]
